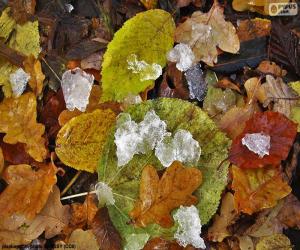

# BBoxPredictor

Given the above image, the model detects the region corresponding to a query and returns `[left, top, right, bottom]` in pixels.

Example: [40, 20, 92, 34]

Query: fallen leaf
[130, 161, 202, 228]
[101, 9, 175, 102]
[56, 109, 116, 172]
[91, 207, 122, 250]
[0, 146, 3, 174]
[8, 0, 36, 24]
[0, 141, 34, 165]
[0, 92, 48, 162]
[175, 1, 240, 66]
[81, 52, 103, 70]
[140, 0, 158, 9]
[256, 234, 292, 250]
[229, 111, 297, 169]
[217, 78, 241, 93]
[23, 55, 45, 96]
[0, 163, 57, 230]
[68, 229, 100, 250]
[277, 194, 300, 228]
[256, 61, 287, 77]
[208, 193, 238, 242]
[231, 165, 291, 214]
[143, 237, 191, 249]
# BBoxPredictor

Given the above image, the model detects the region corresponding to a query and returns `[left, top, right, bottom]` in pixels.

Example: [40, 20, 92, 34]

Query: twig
[61, 170, 82, 196]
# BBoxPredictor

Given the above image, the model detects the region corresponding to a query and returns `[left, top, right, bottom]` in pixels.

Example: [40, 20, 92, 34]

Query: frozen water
[61, 67, 94, 112]
[155, 129, 201, 167]
[184, 64, 207, 101]
[115, 110, 169, 166]
[9, 68, 30, 97]
[127, 54, 162, 81]
[94, 182, 115, 206]
[173, 205, 206, 249]
[167, 43, 195, 72]
[242, 132, 271, 158]
[65, 3, 74, 12]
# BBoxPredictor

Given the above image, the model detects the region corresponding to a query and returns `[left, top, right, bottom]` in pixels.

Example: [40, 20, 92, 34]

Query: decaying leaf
[256, 234, 292, 250]
[229, 111, 297, 169]
[0, 163, 57, 231]
[175, 1, 240, 66]
[130, 161, 202, 228]
[8, 0, 36, 24]
[101, 9, 175, 102]
[23, 55, 45, 96]
[0, 147, 3, 174]
[231, 165, 291, 214]
[256, 61, 287, 77]
[140, 0, 157, 9]
[68, 229, 100, 250]
[277, 194, 300, 229]
[208, 193, 238, 242]
[0, 93, 47, 162]
[56, 109, 116, 173]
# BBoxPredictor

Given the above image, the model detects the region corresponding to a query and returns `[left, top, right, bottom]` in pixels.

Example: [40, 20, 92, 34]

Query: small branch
[61, 190, 96, 200]
[61, 170, 82, 196]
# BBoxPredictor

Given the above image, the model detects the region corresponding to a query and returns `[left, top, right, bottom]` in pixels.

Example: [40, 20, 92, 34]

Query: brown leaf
[68, 229, 100, 250]
[208, 193, 238, 242]
[0, 141, 34, 165]
[23, 55, 45, 96]
[91, 207, 122, 250]
[129, 161, 202, 228]
[8, 0, 36, 24]
[0, 163, 57, 230]
[0, 92, 48, 162]
[217, 77, 241, 93]
[277, 194, 300, 228]
[143, 237, 195, 249]
[256, 61, 287, 77]
[0, 146, 3, 174]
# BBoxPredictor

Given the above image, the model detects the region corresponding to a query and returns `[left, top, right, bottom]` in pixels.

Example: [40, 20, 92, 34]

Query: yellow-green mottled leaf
[0, 8, 40, 97]
[289, 81, 300, 131]
[289, 81, 300, 95]
[256, 234, 292, 250]
[56, 109, 116, 173]
[101, 9, 175, 102]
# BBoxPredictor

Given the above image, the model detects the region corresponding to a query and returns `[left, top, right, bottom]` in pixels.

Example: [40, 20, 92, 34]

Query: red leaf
[229, 111, 297, 168]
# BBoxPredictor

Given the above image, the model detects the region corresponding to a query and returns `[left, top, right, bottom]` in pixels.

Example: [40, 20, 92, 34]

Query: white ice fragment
[167, 43, 195, 72]
[61, 67, 94, 112]
[9, 68, 30, 97]
[65, 3, 74, 12]
[127, 54, 162, 81]
[241, 132, 271, 158]
[173, 205, 206, 249]
[122, 93, 142, 109]
[155, 129, 201, 167]
[95, 182, 115, 206]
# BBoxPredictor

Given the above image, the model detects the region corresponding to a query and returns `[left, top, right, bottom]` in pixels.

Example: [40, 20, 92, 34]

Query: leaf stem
[61, 171, 82, 196]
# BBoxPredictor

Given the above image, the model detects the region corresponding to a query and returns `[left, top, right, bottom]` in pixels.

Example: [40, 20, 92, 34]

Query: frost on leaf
[9, 68, 30, 97]
[241, 133, 271, 158]
[155, 129, 201, 167]
[61, 67, 94, 112]
[115, 110, 168, 166]
[95, 182, 115, 207]
[174, 2, 240, 66]
[127, 54, 162, 81]
[167, 43, 195, 71]
[173, 205, 206, 249]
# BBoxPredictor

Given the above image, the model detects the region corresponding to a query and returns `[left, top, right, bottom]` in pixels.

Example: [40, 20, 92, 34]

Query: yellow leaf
[0, 147, 3, 174]
[256, 234, 292, 250]
[0, 8, 16, 40]
[0, 92, 47, 161]
[56, 109, 116, 173]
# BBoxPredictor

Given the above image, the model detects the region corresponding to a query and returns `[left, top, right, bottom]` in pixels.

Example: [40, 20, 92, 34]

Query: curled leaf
[229, 111, 297, 169]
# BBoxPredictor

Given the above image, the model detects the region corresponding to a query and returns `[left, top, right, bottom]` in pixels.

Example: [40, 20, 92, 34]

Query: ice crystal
[173, 205, 206, 249]
[155, 129, 201, 167]
[94, 182, 115, 206]
[167, 43, 195, 72]
[127, 54, 162, 81]
[241, 132, 271, 158]
[61, 67, 94, 112]
[184, 64, 207, 101]
[9, 68, 30, 97]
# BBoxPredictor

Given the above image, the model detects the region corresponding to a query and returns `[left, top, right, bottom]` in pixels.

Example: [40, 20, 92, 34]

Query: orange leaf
[0, 163, 57, 230]
[24, 55, 45, 96]
[129, 161, 202, 228]
[0, 93, 48, 162]
[229, 111, 297, 169]
[231, 165, 291, 214]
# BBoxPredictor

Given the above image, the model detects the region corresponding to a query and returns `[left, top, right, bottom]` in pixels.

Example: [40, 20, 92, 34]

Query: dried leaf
[0, 141, 34, 165]
[68, 229, 100, 250]
[174, 2, 240, 66]
[0, 93, 47, 162]
[0, 147, 3, 174]
[8, 0, 36, 24]
[229, 111, 297, 169]
[208, 193, 238, 242]
[256, 61, 287, 77]
[56, 109, 116, 172]
[277, 194, 300, 228]
[143, 237, 190, 249]
[231, 165, 291, 214]
[91, 207, 122, 250]
[217, 78, 241, 93]
[0, 163, 57, 230]
[23, 55, 45, 96]
[129, 161, 202, 228]
[140, 0, 158, 9]
[256, 234, 292, 250]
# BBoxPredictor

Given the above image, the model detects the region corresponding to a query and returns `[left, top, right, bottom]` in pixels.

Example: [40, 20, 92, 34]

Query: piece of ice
[127, 54, 162, 81]
[122, 94, 142, 109]
[9, 68, 30, 97]
[173, 205, 206, 249]
[155, 129, 201, 167]
[65, 3, 74, 12]
[94, 182, 115, 206]
[184, 64, 207, 101]
[61, 67, 94, 112]
[241, 132, 271, 158]
[167, 43, 195, 72]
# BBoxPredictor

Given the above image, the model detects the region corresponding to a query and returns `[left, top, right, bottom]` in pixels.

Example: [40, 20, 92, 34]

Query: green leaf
[98, 98, 231, 246]
[101, 9, 175, 102]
